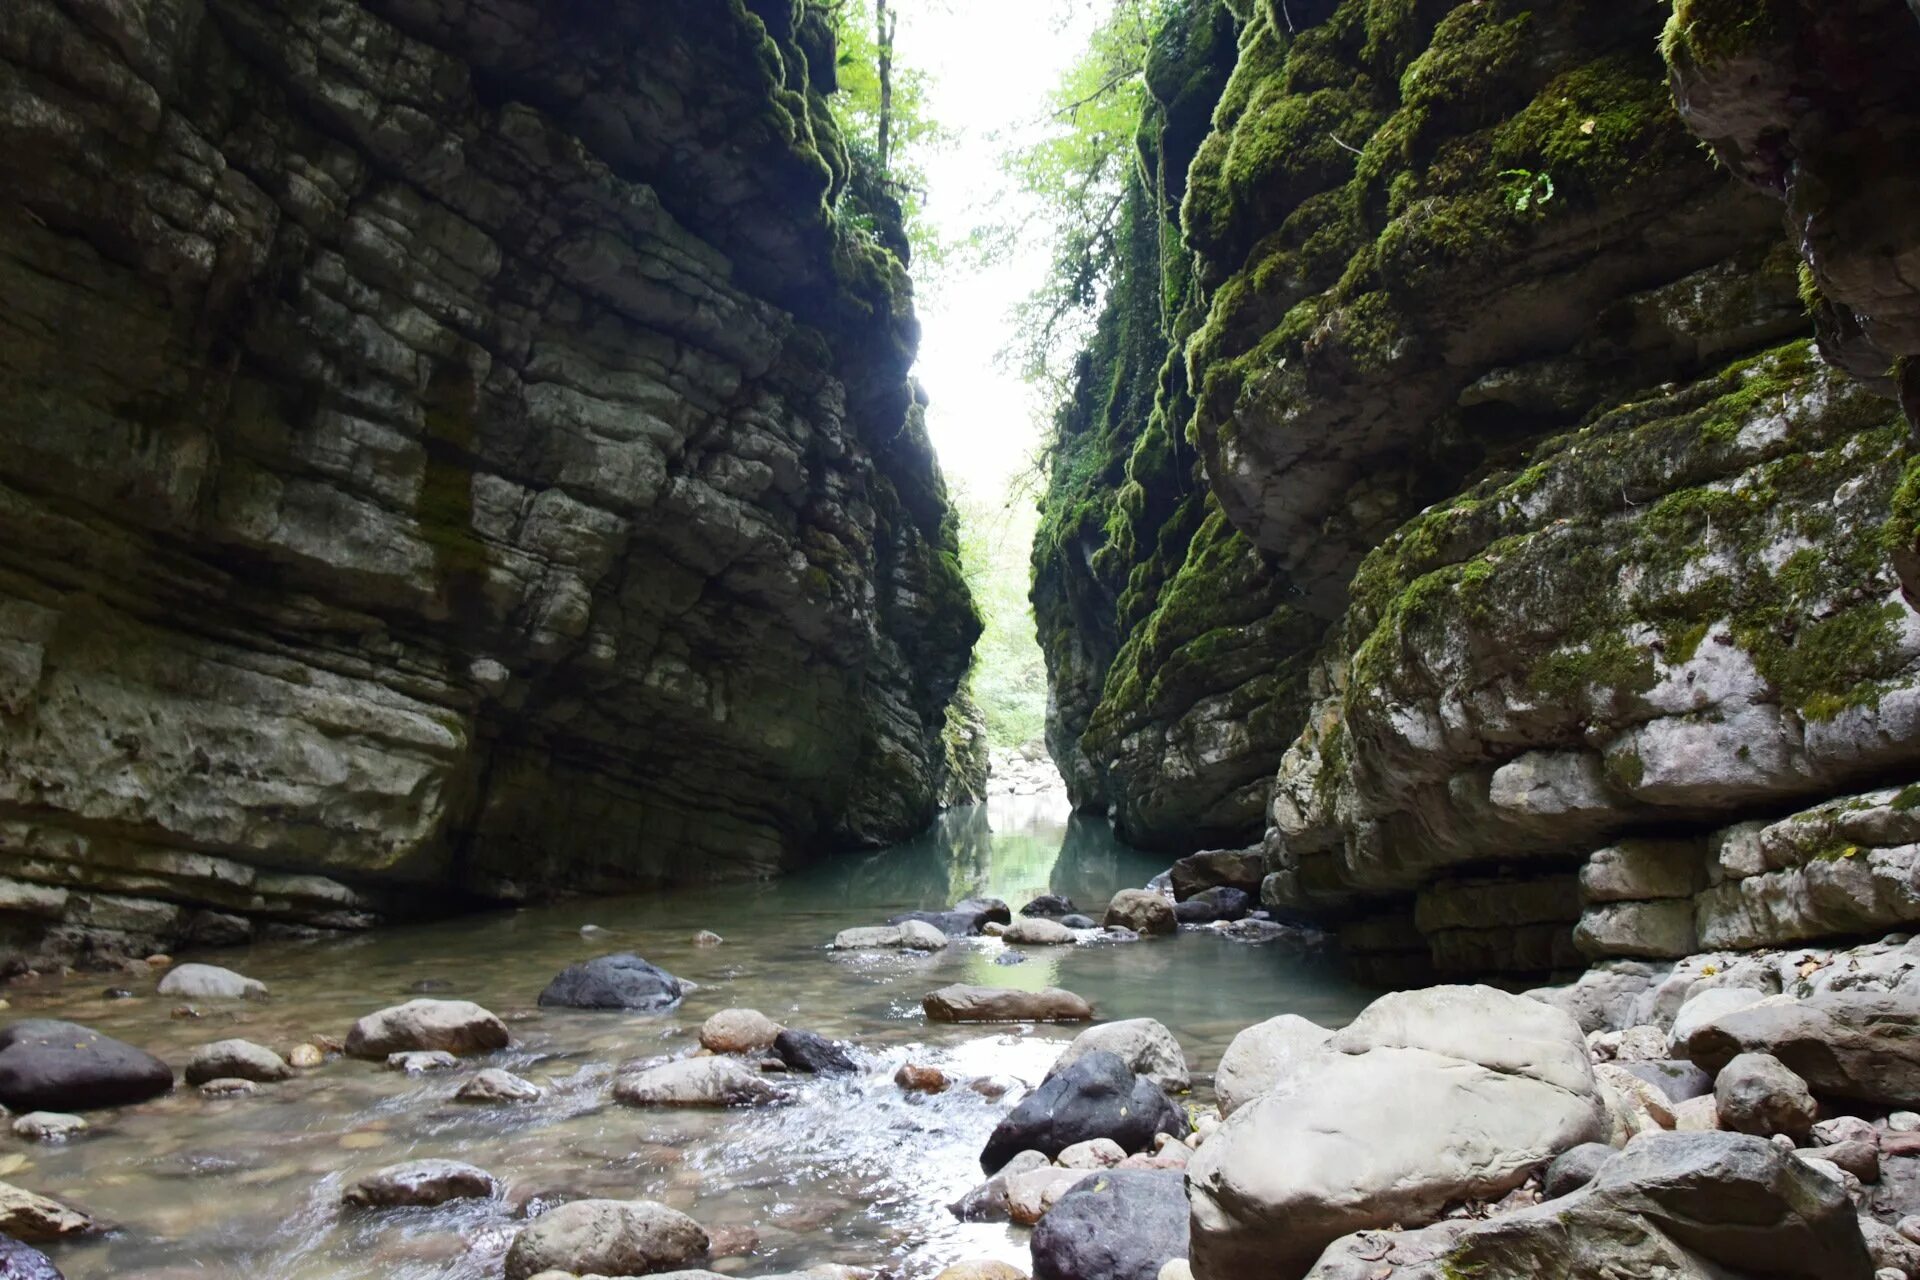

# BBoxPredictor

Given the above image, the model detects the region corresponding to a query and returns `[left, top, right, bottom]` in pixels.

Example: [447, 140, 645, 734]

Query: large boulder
[456, 1068, 541, 1104]
[698, 1009, 781, 1054]
[1715, 1052, 1817, 1140]
[503, 1199, 707, 1280]
[1189, 986, 1604, 1278]
[1104, 890, 1175, 936]
[1031, 1169, 1188, 1280]
[1680, 990, 1920, 1105]
[831, 922, 949, 951]
[344, 1000, 508, 1059]
[342, 1159, 497, 1208]
[1046, 1019, 1190, 1094]
[1304, 1132, 1872, 1280]
[183, 1040, 292, 1086]
[773, 1029, 857, 1075]
[924, 986, 1094, 1024]
[0, 1237, 63, 1280]
[0, 1021, 172, 1112]
[1213, 1015, 1333, 1118]
[1004, 918, 1077, 946]
[537, 954, 686, 1011]
[611, 1057, 789, 1108]
[1169, 850, 1266, 902]
[154, 964, 266, 1000]
[980, 1050, 1189, 1173]
[0, 1184, 90, 1244]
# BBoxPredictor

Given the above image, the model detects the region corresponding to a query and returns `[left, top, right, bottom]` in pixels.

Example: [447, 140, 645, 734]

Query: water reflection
[6, 795, 1374, 1280]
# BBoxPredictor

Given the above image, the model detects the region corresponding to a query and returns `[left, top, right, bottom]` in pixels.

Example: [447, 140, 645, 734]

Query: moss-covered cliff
[0, 0, 980, 963]
[1034, 0, 1920, 977]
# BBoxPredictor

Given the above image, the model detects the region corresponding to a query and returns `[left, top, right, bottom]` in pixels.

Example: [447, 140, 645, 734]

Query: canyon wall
[1035, 0, 1920, 979]
[0, 0, 981, 963]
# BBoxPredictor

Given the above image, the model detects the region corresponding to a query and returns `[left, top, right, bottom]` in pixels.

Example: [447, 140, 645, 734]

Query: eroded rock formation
[1035, 0, 1920, 978]
[0, 0, 979, 962]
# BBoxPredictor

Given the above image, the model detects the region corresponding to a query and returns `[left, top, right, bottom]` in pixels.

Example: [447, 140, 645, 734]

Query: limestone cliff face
[1035, 0, 1920, 978]
[0, 0, 979, 962]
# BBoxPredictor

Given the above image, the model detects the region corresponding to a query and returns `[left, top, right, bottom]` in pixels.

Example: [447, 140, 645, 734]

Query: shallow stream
[7, 794, 1376, 1279]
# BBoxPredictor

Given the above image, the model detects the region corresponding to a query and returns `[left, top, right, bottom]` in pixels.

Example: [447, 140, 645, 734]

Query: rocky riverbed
[4, 794, 1916, 1278]
[0, 797, 1370, 1278]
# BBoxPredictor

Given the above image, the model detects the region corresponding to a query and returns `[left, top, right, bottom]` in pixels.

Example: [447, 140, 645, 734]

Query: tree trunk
[876, 0, 896, 173]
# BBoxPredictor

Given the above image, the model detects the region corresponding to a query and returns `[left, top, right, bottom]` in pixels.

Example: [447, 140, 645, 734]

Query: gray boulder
[183, 1040, 292, 1086]
[1306, 1132, 1871, 1280]
[503, 1198, 707, 1280]
[1716, 1051, 1818, 1140]
[1103, 890, 1175, 936]
[1542, 1143, 1615, 1198]
[612, 1057, 789, 1108]
[924, 986, 1093, 1024]
[1190, 986, 1603, 1279]
[1046, 1019, 1189, 1094]
[343, 1159, 496, 1208]
[345, 1000, 508, 1059]
[1004, 918, 1077, 946]
[773, 1029, 857, 1075]
[155, 964, 266, 1000]
[1682, 990, 1920, 1105]
[890, 897, 1011, 937]
[1030, 1169, 1188, 1280]
[455, 1068, 541, 1104]
[537, 954, 685, 1011]
[980, 1051, 1188, 1173]
[1022, 895, 1077, 918]
[1619, 1058, 1715, 1103]
[0, 1236, 62, 1280]
[0, 1020, 172, 1112]
[1213, 1014, 1334, 1118]
[1169, 849, 1265, 901]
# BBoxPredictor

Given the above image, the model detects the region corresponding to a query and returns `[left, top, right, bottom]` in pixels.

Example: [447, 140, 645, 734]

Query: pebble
[456, 1069, 543, 1104]
[692, 931, 724, 947]
[288, 1044, 325, 1069]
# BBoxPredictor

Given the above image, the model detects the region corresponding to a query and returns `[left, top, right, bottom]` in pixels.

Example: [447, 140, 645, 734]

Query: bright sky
[897, 1, 1098, 500]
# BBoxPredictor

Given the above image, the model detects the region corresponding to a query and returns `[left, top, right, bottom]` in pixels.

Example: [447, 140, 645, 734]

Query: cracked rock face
[0, 0, 978, 962]
[1034, 0, 1920, 977]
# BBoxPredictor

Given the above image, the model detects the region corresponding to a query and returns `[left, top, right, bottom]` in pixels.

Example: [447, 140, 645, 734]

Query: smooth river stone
[923, 985, 1094, 1024]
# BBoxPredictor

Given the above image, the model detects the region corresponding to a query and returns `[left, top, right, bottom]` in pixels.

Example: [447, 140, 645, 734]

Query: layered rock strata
[1036, 0, 1920, 977]
[0, 0, 978, 962]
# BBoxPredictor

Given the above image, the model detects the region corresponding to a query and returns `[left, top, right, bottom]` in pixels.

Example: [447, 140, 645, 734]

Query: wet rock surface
[0, 1020, 172, 1112]
[981, 1051, 1189, 1173]
[0, 0, 978, 965]
[538, 955, 687, 1012]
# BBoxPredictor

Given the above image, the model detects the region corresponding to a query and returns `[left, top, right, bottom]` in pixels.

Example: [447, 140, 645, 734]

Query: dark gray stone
[980, 1050, 1188, 1173]
[773, 1029, 856, 1075]
[1022, 894, 1078, 918]
[0, 1237, 62, 1280]
[537, 955, 685, 1011]
[1620, 1059, 1714, 1103]
[1031, 1169, 1189, 1280]
[1543, 1143, 1615, 1199]
[0, 1020, 172, 1112]
[889, 896, 1012, 937]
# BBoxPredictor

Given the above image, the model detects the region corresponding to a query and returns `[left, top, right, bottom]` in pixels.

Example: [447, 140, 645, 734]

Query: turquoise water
[4, 794, 1375, 1278]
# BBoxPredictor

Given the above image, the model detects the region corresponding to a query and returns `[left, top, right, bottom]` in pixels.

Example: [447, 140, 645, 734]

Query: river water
[7, 794, 1376, 1279]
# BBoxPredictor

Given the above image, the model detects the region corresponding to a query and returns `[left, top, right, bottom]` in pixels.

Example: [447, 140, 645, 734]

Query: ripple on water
[7, 797, 1375, 1279]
